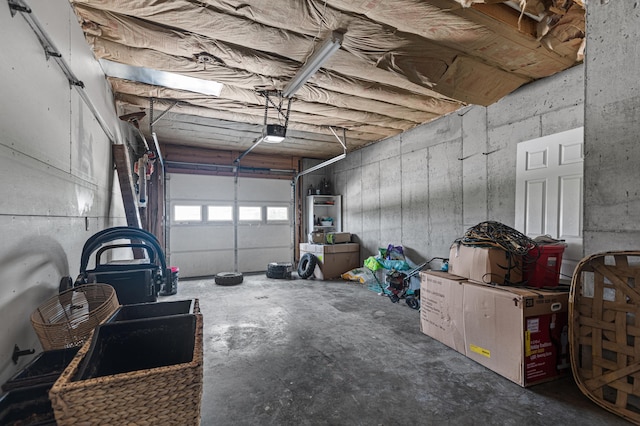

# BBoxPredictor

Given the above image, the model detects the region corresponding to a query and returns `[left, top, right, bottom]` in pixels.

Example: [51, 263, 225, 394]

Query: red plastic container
[524, 244, 565, 288]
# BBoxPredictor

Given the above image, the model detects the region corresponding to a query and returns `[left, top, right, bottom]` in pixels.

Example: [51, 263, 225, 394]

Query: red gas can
[524, 244, 566, 288]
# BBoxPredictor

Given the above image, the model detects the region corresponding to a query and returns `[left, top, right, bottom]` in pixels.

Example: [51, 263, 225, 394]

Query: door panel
[516, 127, 584, 279]
[525, 180, 546, 236]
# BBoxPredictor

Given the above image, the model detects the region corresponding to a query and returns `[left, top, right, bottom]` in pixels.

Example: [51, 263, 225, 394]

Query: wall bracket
[12, 344, 34, 364]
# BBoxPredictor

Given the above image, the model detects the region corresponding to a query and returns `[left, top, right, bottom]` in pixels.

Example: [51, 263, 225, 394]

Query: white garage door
[167, 173, 293, 278]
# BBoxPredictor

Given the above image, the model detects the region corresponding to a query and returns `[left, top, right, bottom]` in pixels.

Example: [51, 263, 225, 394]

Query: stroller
[383, 262, 427, 310]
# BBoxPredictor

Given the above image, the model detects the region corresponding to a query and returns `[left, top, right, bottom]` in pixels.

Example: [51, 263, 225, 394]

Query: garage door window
[267, 206, 288, 221]
[239, 206, 262, 221]
[174, 205, 202, 222]
[207, 205, 233, 221]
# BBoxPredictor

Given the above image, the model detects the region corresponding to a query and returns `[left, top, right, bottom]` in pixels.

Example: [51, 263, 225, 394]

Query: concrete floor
[165, 274, 628, 426]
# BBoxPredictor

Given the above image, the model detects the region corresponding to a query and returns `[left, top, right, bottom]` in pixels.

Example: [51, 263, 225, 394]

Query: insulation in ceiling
[70, 0, 585, 159]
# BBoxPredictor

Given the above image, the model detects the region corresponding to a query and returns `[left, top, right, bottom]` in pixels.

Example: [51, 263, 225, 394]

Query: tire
[267, 262, 292, 279]
[297, 253, 317, 279]
[215, 272, 244, 286]
[406, 296, 420, 310]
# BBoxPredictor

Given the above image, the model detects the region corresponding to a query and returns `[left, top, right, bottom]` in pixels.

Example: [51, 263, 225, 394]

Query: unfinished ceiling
[70, 0, 585, 160]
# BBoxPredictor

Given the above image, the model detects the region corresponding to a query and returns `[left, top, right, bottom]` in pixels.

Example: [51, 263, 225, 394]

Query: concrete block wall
[330, 64, 585, 265]
[583, 1, 640, 254]
[0, 0, 126, 383]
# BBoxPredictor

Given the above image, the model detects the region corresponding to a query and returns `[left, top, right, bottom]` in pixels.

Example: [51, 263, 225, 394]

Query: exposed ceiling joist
[70, 0, 585, 160]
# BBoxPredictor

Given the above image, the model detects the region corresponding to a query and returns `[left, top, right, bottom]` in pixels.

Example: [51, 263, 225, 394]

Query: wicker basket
[569, 250, 640, 424]
[30, 284, 119, 351]
[49, 313, 204, 426]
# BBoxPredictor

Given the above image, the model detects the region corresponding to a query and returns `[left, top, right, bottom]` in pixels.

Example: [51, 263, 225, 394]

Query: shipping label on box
[419, 271, 466, 353]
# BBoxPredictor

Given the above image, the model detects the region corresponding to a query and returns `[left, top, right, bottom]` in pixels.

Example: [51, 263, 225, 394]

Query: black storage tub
[2, 347, 80, 392]
[73, 314, 197, 381]
[105, 299, 196, 323]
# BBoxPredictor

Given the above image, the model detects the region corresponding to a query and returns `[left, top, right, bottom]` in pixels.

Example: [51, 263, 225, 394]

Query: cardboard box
[325, 232, 351, 244]
[448, 243, 523, 285]
[463, 284, 569, 387]
[419, 270, 569, 387]
[419, 271, 466, 352]
[299, 243, 360, 280]
[308, 231, 325, 244]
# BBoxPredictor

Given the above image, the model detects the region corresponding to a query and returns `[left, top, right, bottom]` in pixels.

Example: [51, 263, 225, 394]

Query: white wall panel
[0, 7, 71, 171]
[0, 0, 125, 384]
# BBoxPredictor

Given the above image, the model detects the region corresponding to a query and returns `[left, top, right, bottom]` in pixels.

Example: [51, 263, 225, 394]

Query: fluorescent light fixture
[263, 135, 285, 143]
[99, 59, 223, 96]
[282, 31, 343, 98]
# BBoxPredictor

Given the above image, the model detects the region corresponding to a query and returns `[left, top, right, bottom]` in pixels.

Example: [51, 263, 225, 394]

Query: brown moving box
[420, 271, 569, 387]
[419, 271, 466, 352]
[448, 243, 523, 285]
[325, 232, 351, 244]
[299, 243, 360, 280]
[464, 284, 569, 387]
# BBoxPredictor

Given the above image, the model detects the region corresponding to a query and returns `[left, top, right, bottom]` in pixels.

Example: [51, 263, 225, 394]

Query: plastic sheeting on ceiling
[70, 0, 585, 159]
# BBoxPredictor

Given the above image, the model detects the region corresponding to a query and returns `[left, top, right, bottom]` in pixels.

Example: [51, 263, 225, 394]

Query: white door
[515, 127, 584, 278]
[167, 173, 293, 278]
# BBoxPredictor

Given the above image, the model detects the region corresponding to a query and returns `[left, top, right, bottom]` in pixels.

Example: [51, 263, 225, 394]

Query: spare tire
[267, 262, 292, 279]
[297, 253, 317, 279]
[215, 272, 244, 286]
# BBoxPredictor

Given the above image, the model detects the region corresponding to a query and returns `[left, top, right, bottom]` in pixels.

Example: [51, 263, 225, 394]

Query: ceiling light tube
[100, 59, 223, 96]
[282, 31, 343, 98]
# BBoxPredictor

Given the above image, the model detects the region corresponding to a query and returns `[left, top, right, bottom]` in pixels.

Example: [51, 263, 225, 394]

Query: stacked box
[419, 271, 466, 352]
[420, 271, 569, 387]
[448, 243, 523, 285]
[299, 243, 360, 280]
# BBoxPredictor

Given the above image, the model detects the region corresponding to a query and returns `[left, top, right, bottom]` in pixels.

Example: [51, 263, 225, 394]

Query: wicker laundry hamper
[49, 313, 203, 426]
[30, 284, 119, 351]
[569, 250, 640, 424]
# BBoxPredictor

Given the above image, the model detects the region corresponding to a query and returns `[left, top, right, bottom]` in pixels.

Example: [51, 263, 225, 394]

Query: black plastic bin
[2, 347, 80, 392]
[0, 384, 56, 425]
[73, 314, 197, 381]
[105, 299, 196, 323]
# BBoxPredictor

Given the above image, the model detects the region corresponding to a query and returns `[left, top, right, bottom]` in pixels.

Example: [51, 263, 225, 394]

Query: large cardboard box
[299, 243, 360, 280]
[463, 285, 569, 387]
[449, 243, 523, 285]
[419, 270, 569, 387]
[419, 271, 466, 352]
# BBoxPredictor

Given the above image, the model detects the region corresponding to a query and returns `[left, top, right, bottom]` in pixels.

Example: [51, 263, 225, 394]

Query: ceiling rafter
[69, 0, 585, 160]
